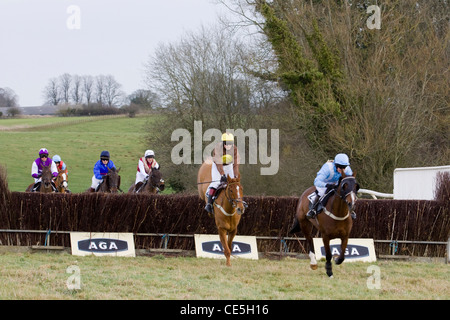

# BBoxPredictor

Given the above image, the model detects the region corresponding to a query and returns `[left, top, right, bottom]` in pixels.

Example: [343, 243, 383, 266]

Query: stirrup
[351, 211, 357, 220]
[306, 209, 317, 219]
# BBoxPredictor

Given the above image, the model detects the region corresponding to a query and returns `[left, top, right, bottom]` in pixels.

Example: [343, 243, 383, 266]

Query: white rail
[358, 188, 394, 199]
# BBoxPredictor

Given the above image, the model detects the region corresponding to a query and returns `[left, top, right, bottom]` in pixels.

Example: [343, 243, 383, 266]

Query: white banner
[70, 232, 135, 257]
[194, 234, 258, 260]
[313, 238, 376, 263]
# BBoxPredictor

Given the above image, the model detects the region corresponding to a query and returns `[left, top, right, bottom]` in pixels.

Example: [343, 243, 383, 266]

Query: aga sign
[313, 238, 376, 263]
[194, 234, 258, 260]
[70, 232, 135, 257]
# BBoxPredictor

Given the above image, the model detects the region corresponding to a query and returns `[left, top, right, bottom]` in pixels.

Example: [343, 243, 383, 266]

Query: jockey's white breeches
[207, 162, 234, 192]
[91, 175, 103, 189]
[316, 186, 327, 198]
[135, 171, 149, 185]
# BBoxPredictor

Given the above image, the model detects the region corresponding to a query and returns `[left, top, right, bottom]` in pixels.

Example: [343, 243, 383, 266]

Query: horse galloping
[128, 168, 165, 194]
[95, 167, 121, 193]
[290, 173, 359, 277]
[26, 164, 55, 193]
[198, 160, 246, 267]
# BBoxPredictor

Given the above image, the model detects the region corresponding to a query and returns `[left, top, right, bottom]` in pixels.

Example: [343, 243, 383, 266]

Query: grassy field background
[0, 252, 448, 300]
[0, 115, 168, 193]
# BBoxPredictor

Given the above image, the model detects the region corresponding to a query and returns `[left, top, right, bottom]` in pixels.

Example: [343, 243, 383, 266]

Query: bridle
[221, 181, 248, 214]
[338, 176, 358, 211]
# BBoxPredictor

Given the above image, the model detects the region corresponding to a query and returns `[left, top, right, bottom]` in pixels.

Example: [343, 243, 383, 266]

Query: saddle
[212, 182, 227, 201]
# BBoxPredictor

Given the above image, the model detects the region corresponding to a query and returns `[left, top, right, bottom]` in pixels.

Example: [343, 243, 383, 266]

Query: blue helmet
[334, 153, 350, 166]
[53, 155, 61, 162]
[100, 150, 110, 160]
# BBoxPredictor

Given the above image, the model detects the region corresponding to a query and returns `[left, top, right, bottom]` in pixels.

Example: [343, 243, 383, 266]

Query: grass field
[0, 115, 170, 193]
[0, 252, 448, 300]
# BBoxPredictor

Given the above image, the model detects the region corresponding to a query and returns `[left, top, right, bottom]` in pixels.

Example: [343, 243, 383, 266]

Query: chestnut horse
[55, 169, 70, 193]
[290, 173, 358, 277]
[128, 168, 165, 194]
[26, 164, 55, 193]
[96, 167, 121, 193]
[198, 161, 246, 266]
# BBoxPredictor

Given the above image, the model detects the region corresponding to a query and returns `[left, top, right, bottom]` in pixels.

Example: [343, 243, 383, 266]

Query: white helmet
[145, 150, 155, 158]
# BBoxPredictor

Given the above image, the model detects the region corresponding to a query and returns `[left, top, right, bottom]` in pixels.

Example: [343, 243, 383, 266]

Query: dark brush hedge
[0, 190, 448, 256]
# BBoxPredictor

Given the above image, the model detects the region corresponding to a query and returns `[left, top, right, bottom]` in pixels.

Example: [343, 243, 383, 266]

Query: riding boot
[204, 188, 216, 214]
[351, 211, 357, 220]
[306, 193, 319, 219]
[32, 182, 41, 192]
[135, 182, 144, 193]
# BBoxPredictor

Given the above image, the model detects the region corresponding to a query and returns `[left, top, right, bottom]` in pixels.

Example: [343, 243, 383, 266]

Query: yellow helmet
[221, 133, 234, 142]
[222, 154, 233, 165]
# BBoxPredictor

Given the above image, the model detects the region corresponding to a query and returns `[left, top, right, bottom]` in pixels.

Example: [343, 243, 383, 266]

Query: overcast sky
[0, 0, 230, 106]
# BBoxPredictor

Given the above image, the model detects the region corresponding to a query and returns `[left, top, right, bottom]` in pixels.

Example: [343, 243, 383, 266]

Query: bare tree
[0, 87, 19, 108]
[95, 75, 106, 105]
[103, 75, 125, 107]
[42, 78, 61, 106]
[82, 75, 94, 105]
[59, 73, 72, 104]
[71, 74, 83, 105]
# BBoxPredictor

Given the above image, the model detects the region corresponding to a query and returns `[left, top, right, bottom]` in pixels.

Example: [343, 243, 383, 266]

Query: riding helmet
[221, 133, 234, 142]
[39, 148, 49, 156]
[100, 150, 110, 160]
[334, 153, 350, 166]
[145, 150, 155, 158]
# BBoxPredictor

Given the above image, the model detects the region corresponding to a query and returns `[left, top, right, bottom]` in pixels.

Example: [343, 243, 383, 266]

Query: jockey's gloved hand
[220, 175, 227, 183]
[325, 183, 335, 189]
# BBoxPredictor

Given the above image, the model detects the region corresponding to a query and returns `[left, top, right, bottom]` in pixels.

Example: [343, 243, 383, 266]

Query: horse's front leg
[218, 228, 231, 267]
[335, 237, 348, 265]
[323, 237, 333, 278]
[227, 228, 237, 264]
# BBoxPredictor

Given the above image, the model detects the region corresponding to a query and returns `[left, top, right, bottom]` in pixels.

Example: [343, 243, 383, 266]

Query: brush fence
[0, 192, 448, 257]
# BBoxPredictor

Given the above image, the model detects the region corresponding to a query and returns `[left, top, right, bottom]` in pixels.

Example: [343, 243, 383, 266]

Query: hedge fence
[0, 166, 448, 257]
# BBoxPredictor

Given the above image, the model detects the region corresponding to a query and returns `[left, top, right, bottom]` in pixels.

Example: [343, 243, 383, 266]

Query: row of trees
[42, 73, 126, 107]
[142, 0, 449, 195]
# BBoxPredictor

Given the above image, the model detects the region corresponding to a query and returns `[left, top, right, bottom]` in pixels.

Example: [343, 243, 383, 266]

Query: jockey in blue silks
[307, 153, 356, 219]
[89, 150, 116, 191]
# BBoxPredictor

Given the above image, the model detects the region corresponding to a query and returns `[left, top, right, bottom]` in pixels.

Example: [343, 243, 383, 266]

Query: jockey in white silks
[134, 149, 160, 190]
[204, 133, 240, 214]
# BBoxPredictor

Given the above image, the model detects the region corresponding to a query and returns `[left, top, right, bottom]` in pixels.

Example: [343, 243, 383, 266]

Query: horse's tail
[288, 197, 302, 234]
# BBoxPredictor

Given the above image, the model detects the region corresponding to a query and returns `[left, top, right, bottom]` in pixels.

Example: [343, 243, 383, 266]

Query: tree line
[42, 73, 126, 107]
[143, 0, 449, 195]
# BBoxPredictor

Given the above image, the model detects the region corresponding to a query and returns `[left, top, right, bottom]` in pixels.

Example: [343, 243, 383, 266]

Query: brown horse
[290, 173, 358, 277]
[198, 161, 246, 266]
[96, 167, 121, 193]
[128, 168, 165, 194]
[55, 169, 70, 193]
[26, 164, 55, 193]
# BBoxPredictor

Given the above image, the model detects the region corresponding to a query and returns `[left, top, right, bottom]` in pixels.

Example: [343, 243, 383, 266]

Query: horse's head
[337, 174, 359, 213]
[107, 167, 121, 193]
[150, 168, 165, 192]
[41, 164, 53, 189]
[56, 169, 68, 191]
[225, 174, 247, 215]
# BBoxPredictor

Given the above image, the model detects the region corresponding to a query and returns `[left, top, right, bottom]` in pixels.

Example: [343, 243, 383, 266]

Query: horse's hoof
[310, 264, 318, 270]
[335, 257, 344, 265]
[328, 274, 334, 278]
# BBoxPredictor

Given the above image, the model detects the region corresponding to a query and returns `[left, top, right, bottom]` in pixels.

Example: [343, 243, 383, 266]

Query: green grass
[0, 115, 172, 193]
[0, 252, 448, 300]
